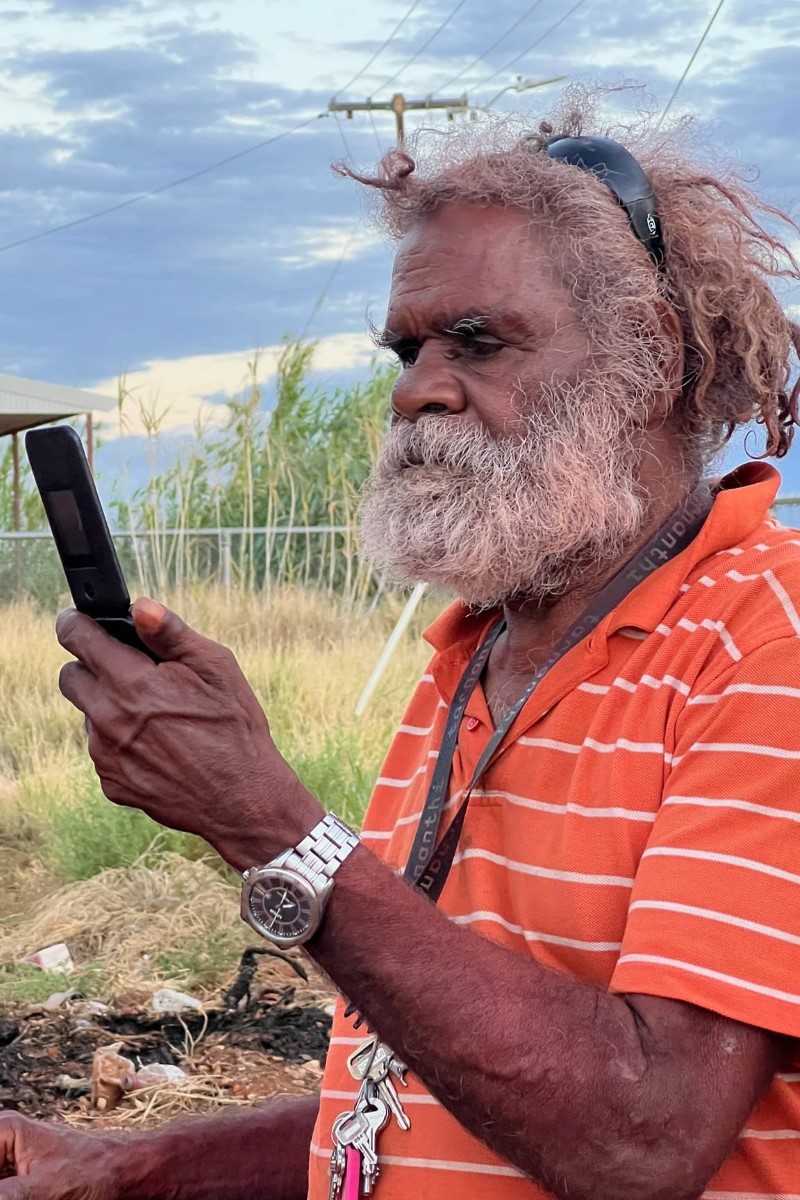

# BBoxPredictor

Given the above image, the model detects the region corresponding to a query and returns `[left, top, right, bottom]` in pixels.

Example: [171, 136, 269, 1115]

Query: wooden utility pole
[329, 93, 468, 148]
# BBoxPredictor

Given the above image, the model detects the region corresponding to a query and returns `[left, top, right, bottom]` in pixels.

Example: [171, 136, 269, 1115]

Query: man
[2, 100, 800, 1200]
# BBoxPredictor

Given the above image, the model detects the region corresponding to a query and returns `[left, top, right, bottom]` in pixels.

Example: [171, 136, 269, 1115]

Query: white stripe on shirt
[642, 846, 800, 887]
[629, 900, 800, 947]
[452, 911, 622, 952]
[663, 795, 800, 825]
[453, 847, 634, 887]
[616, 954, 800, 1007]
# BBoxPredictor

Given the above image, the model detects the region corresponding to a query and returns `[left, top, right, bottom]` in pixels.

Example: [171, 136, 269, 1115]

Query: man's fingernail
[132, 597, 167, 630]
[55, 608, 76, 634]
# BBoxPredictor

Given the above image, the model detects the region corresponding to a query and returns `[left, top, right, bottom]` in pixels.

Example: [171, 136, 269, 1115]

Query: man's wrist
[100, 1130, 179, 1200]
[219, 781, 326, 873]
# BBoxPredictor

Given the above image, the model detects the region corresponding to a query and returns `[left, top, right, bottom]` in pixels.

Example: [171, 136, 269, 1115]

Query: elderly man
[2, 101, 800, 1200]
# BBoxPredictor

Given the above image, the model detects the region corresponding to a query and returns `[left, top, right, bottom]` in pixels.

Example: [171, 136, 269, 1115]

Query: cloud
[2, 0, 800, 485]
[285, 223, 382, 266]
[88, 330, 378, 437]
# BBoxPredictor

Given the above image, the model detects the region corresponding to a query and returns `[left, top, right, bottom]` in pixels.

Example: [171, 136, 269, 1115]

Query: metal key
[354, 1088, 389, 1196]
[327, 1141, 346, 1200]
[347, 1040, 411, 1132]
[332, 1090, 387, 1166]
[370, 1060, 411, 1132]
[348, 1037, 408, 1086]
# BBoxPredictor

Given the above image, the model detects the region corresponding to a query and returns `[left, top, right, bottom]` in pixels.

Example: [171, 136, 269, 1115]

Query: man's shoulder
[677, 517, 800, 650]
[691, 515, 800, 582]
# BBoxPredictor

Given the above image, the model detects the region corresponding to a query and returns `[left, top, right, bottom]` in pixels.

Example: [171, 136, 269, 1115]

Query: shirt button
[466, 716, 480, 731]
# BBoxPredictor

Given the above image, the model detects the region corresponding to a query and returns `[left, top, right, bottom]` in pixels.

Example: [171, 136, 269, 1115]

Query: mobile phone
[25, 425, 159, 661]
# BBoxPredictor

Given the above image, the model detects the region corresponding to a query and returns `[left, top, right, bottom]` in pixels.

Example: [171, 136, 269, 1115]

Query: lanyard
[402, 483, 715, 902]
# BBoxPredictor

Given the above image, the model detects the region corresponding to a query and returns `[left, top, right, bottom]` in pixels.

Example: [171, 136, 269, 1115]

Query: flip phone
[25, 425, 159, 661]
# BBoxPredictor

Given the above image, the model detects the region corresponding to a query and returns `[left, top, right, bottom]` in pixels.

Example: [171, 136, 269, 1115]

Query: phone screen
[46, 490, 92, 559]
[43, 488, 94, 565]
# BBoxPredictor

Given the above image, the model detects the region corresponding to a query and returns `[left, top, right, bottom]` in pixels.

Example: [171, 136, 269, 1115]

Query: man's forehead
[387, 205, 562, 330]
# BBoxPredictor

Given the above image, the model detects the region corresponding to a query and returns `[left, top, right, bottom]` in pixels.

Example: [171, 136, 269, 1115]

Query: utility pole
[328, 93, 469, 148]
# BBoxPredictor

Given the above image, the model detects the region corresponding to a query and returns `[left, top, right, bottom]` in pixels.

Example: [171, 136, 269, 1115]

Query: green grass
[0, 962, 104, 1005]
[154, 930, 248, 993]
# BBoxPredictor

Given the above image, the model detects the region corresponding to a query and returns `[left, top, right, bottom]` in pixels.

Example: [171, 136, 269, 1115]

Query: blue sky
[1, 0, 800, 491]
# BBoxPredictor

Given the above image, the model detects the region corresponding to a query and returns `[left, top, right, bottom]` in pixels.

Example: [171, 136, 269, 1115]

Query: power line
[374, 0, 470, 97]
[0, 1, 431, 259]
[299, 216, 363, 340]
[0, 113, 326, 255]
[331, 0, 426, 100]
[436, 0, 547, 92]
[368, 107, 387, 157]
[475, 0, 590, 102]
[301, 112, 374, 339]
[333, 111, 358, 163]
[657, 0, 727, 126]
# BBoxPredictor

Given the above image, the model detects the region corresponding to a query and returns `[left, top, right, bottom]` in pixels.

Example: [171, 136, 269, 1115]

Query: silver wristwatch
[240, 813, 360, 947]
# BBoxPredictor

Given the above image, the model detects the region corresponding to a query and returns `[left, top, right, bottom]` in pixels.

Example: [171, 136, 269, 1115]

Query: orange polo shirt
[308, 462, 800, 1199]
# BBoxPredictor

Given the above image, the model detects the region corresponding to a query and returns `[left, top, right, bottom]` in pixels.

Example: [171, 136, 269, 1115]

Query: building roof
[0, 372, 116, 437]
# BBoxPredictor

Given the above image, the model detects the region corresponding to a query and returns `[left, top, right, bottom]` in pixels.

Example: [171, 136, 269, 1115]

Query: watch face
[246, 871, 317, 943]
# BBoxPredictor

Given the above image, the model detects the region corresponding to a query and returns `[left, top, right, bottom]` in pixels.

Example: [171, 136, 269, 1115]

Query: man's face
[359, 203, 651, 607]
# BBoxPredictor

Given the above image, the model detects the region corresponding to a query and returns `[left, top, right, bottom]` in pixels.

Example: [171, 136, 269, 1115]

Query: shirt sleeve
[610, 636, 800, 1037]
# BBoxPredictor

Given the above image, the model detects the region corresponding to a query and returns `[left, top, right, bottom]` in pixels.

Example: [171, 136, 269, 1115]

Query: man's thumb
[131, 598, 230, 680]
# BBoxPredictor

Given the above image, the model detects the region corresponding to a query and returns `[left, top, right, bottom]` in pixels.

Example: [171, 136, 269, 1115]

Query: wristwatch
[240, 813, 360, 947]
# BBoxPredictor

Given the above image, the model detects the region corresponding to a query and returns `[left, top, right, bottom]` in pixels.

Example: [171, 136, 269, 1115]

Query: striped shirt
[308, 462, 800, 1199]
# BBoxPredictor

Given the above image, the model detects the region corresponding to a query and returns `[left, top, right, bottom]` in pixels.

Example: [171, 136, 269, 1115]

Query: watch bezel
[241, 865, 328, 947]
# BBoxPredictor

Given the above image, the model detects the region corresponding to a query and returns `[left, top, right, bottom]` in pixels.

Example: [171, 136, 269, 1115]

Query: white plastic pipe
[355, 582, 428, 717]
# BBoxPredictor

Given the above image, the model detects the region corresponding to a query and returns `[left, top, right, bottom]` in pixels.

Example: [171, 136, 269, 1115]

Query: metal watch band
[279, 812, 360, 890]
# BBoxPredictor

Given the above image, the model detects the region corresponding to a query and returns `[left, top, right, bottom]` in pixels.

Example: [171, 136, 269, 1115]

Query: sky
[1, 0, 800, 492]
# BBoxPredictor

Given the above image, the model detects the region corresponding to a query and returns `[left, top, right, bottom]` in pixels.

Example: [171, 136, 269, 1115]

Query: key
[353, 1089, 389, 1196]
[348, 1039, 409, 1088]
[367, 1051, 411, 1132]
[348, 1041, 411, 1133]
[332, 1090, 386, 1163]
[374, 1073, 411, 1132]
[328, 1141, 346, 1200]
[364, 1059, 410, 1133]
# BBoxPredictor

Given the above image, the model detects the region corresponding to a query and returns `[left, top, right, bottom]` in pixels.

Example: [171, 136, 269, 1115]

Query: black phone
[25, 425, 159, 661]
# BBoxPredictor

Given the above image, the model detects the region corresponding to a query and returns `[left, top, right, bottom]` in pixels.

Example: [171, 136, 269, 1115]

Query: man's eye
[394, 343, 420, 368]
[461, 336, 504, 358]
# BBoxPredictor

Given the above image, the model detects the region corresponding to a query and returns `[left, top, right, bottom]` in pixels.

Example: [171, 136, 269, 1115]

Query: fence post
[220, 530, 233, 595]
[12, 433, 21, 597]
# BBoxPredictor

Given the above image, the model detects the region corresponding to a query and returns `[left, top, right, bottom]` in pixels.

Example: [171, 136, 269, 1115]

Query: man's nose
[391, 345, 466, 421]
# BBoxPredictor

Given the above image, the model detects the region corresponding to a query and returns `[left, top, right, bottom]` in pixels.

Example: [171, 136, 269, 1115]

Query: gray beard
[358, 380, 648, 609]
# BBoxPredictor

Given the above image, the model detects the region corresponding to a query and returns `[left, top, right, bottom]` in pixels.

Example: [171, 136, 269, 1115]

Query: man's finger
[0, 1182, 30, 1198]
[58, 661, 102, 718]
[55, 610, 152, 679]
[131, 598, 238, 683]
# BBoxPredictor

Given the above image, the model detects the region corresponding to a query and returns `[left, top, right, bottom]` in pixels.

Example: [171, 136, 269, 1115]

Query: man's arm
[309, 846, 786, 1200]
[52, 607, 794, 1200]
[0, 1096, 319, 1200]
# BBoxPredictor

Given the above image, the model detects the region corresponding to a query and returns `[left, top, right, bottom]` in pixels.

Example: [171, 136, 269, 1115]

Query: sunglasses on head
[544, 135, 666, 271]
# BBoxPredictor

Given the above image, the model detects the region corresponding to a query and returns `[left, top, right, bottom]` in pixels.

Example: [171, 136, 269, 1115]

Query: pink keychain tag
[343, 1145, 362, 1200]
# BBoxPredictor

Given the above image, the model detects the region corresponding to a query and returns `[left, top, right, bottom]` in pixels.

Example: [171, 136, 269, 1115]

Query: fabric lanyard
[402, 483, 715, 903]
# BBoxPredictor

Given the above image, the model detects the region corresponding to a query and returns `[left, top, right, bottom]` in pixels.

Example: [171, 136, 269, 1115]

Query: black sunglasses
[545, 135, 665, 270]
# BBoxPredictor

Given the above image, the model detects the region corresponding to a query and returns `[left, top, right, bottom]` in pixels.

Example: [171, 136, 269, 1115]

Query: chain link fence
[2, 500, 799, 608]
[0, 526, 382, 609]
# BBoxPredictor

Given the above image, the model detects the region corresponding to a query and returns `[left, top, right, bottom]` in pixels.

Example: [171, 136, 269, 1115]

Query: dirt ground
[0, 951, 336, 1131]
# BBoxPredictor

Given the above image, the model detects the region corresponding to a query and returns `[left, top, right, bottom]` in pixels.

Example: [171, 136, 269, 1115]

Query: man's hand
[0, 1114, 119, 1199]
[1, 1097, 320, 1200]
[56, 599, 323, 870]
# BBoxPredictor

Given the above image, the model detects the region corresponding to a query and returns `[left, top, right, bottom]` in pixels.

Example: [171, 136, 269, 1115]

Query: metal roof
[0, 372, 116, 437]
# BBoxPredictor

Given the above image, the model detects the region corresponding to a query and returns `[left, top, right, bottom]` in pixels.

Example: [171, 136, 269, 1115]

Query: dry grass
[0, 853, 248, 998]
[0, 586, 437, 1000]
